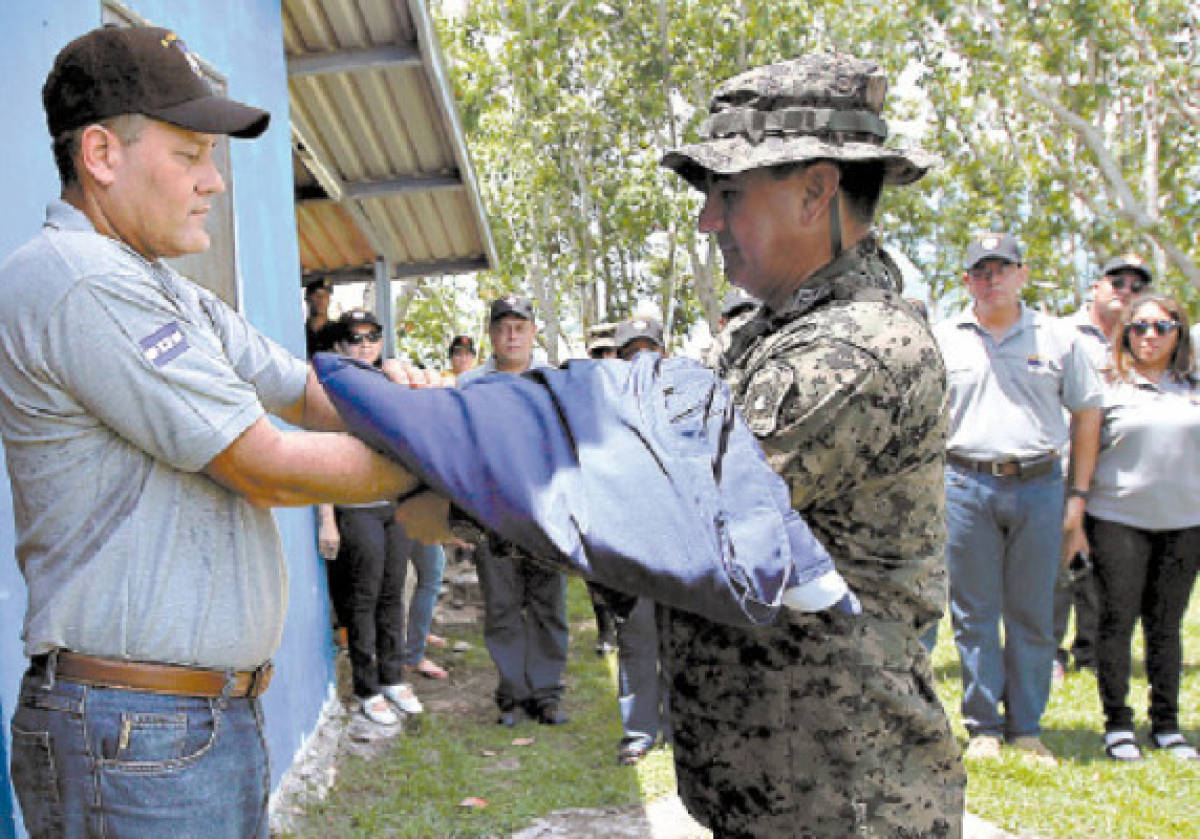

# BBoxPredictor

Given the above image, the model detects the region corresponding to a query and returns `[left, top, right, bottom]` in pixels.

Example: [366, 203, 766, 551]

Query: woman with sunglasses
[1081, 293, 1200, 761]
[318, 309, 429, 725]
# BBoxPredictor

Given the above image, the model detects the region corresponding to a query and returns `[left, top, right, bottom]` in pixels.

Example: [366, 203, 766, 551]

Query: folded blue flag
[313, 352, 845, 628]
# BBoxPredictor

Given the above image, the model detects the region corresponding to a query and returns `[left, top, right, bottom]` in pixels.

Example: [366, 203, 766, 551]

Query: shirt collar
[953, 301, 1035, 340]
[45, 199, 96, 233]
[761, 233, 895, 324]
[45, 199, 160, 269]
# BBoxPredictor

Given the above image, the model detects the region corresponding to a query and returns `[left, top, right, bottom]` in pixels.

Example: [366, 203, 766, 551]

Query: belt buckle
[249, 661, 273, 697]
[990, 460, 1013, 477]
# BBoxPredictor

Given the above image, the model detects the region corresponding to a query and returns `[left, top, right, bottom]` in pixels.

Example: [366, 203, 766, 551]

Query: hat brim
[661, 135, 938, 189]
[148, 96, 270, 139]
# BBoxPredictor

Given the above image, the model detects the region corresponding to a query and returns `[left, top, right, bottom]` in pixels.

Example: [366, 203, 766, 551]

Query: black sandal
[1152, 732, 1199, 761]
[1103, 731, 1143, 762]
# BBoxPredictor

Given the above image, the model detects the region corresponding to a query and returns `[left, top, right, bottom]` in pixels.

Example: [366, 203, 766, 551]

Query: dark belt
[947, 451, 1058, 480]
[33, 650, 273, 698]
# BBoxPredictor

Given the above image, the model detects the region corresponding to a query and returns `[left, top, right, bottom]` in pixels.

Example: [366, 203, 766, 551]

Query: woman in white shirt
[1082, 293, 1200, 762]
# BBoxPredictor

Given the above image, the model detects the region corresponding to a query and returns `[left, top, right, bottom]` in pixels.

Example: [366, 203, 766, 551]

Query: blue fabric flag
[313, 352, 840, 628]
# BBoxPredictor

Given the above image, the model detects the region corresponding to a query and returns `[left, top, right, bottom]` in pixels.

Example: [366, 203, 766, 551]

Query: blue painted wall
[0, 3, 335, 835]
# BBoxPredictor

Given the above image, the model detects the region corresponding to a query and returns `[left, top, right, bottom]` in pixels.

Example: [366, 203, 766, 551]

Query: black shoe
[536, 703, 569, 725]
[497, 709, 517, 727]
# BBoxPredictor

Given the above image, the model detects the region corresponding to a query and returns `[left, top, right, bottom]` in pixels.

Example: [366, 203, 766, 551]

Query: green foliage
[432, 0, 1199, 346]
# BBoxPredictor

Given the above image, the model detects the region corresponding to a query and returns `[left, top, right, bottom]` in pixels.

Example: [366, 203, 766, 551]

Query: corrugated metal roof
[284, 0, 495, 284]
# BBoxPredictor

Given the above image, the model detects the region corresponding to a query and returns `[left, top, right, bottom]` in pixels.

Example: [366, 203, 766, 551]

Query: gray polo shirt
[934, 304, 1102, 460]
[0, 201, 307, 668]
[1066, 305, 1110, 370]
[1087, 372, 1200, 531]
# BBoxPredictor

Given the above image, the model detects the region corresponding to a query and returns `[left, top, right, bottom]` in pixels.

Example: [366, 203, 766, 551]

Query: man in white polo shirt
[935, 232, 1102, 765]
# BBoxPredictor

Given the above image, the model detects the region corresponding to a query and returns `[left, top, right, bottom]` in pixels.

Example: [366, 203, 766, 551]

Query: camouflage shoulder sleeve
[740, 338, 898, 509]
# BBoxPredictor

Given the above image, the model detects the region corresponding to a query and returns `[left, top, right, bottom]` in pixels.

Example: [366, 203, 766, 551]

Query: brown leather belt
[947, 451, 1058, 480]
[38, 650, 272, 698]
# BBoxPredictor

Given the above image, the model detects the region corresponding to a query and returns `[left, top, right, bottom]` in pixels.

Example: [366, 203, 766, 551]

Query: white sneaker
[360, 693, 401, 726]
[382, 682, 423, 715]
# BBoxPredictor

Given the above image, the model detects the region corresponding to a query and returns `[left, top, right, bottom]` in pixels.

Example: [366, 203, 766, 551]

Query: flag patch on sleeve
[139, 321, 189, 367]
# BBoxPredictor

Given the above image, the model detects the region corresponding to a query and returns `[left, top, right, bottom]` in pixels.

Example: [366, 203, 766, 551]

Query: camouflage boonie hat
[662, 53, 937, 190]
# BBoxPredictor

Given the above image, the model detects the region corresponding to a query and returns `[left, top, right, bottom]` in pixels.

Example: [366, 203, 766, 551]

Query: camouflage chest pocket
[739, 363, 795, 439]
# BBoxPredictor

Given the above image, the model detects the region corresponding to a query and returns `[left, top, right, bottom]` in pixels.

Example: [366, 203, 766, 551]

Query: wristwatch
[1066, 487, 1089, 500]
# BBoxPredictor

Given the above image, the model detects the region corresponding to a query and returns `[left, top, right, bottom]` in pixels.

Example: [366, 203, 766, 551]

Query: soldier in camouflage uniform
[658, 54, 966, 837]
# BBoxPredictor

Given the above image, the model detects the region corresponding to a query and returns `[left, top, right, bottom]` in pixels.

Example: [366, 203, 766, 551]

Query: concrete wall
[0, 2, 335, 835]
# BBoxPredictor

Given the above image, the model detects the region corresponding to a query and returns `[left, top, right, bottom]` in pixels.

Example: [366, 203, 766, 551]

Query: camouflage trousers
[658, 605, 965, 838]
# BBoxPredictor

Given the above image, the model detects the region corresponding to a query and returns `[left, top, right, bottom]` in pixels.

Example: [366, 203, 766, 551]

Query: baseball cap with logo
[43, 26, 270, 139]
[448, 335, 476, 357]
[662, 53, 937, 191]
[615, 317, 665, 352]
[1101, 253, 1152, 284]
[489, 295, 535, 324]
[964, 233, 1022, 271]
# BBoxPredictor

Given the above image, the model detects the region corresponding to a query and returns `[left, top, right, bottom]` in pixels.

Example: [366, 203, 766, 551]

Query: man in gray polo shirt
[0, 26, 425, 838]
[1053, 253, 1152, 675]
[935, 232, 1102, 765]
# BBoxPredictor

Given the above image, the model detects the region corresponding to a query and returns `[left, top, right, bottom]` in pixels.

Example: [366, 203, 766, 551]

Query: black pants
[336, 504, 411, 698]
[475, 539, 568, 711]
[1085, 514, 1200, 734]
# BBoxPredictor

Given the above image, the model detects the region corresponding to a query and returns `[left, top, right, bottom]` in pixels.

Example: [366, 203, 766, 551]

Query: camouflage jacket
[719, 234, 948, 633]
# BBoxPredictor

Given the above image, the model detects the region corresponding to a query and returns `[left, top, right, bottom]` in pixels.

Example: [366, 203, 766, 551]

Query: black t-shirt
[306, 319, 339, 358]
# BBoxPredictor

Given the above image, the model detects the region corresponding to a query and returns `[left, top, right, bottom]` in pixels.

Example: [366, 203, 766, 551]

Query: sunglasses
[1126, 319, 1178, 337]
[1107, 275, 1150, 293]
[345, 330, 383, 345]
[966, 263, 1015, 281]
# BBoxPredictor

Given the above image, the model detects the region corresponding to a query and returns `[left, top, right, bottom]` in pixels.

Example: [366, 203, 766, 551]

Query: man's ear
[77, 124, 121, 188]
[798, 161, 840, 224]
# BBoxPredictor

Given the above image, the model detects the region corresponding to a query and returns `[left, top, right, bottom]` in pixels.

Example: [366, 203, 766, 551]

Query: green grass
[288, 579, 1200, 838]
[285, 578, 676, 838]
[930, 598, 1200, 838]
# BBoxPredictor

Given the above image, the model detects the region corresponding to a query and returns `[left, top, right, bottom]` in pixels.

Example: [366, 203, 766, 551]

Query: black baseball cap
[615, 316, 665, 352]
[337, 308, 381, 332]
[43, 26, 270, 139]
[964, 233, 1022, 270]
[1101, 253, 1152, 284]
[448, 335, 476, 356]
[489, 295, 535, 324]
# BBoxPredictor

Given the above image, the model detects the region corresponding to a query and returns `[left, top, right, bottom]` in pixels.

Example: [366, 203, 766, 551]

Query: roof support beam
[296, 174, 463, 204]
[302, 256, 490, 285]
[287, 44, 422, 78]
[344, 175, 463, 200]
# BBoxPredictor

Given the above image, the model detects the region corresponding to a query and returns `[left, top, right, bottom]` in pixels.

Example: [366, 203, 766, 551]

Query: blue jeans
[9, 661, 269, 838]
[616, 597, 669, 751]
[401, 541, 447, 667]
[945, 463, 1064, 738]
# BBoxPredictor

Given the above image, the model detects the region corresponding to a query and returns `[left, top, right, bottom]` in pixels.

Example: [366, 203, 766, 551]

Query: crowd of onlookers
[305, 239, 1199, 768]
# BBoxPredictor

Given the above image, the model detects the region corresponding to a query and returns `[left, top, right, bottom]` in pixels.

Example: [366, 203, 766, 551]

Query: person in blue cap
[458, 295, 570, 727]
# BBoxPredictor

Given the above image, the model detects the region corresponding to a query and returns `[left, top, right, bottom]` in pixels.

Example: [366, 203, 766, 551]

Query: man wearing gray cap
[0, 25, 425, 838]
[459, 295, 570, 727]
[659, 53, 964, 836]
[935, 232, 1102, 766]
